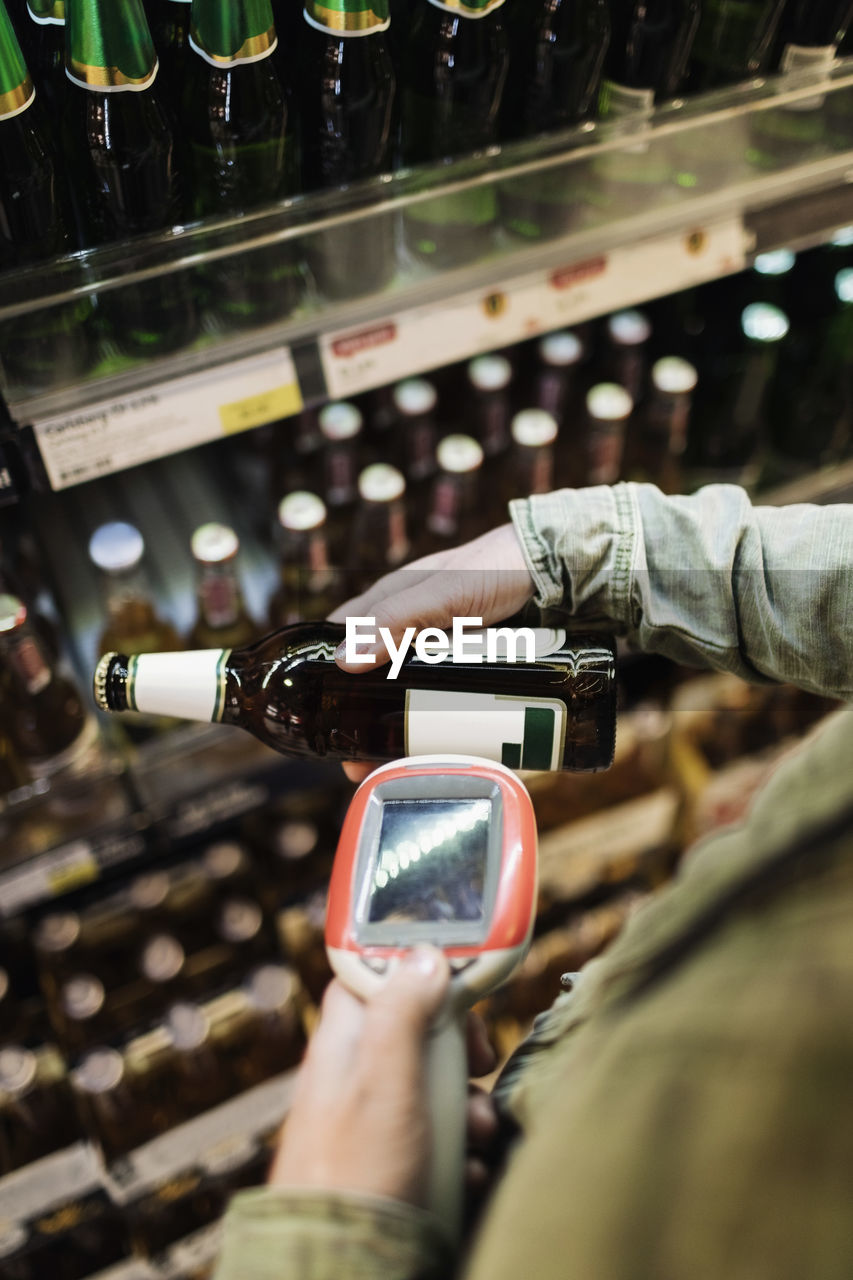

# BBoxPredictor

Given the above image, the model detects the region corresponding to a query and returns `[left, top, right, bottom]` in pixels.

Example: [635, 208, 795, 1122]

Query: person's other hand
[267, 948, 499, 1210]
[328, 524, 535, 782]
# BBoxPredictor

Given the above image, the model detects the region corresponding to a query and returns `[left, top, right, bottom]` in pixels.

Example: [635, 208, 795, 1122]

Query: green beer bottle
[498, 0, 611, 241]
[0, 0, 94, 391]
[687, 0, 788, 91]
[22, 0, 66, 111]
[148, 0, 193, 114]
[399, 0, 509, 268]
[181, 0, 302, 331]
[299, 0, 397, 299]
[63, 0, 198, 357]
[748, 1, 853, 166]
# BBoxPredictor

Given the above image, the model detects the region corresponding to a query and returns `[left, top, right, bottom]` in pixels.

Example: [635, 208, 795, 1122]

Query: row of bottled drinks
[3, 0, 853, 393]
[2, 232, 853, 819]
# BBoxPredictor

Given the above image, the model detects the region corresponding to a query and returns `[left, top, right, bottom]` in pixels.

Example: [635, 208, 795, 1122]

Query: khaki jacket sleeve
[213, 1188, 453, 1280]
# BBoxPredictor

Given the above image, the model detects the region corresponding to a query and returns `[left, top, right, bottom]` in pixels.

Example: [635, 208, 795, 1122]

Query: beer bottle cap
[358, 464, 406, 503]
[835, 269, 853, 303]
[191, 523, 239, 565]
[0, 595, 26, 634]
[245, 964, 297, 1013]
[831, 225, 853, 247]
[202, 841, 249, 881]
[218, 899, 263, 944]
[607, 310, 651, 347]
[586, 384, 634, 422]
[275, 819, 320, 861]
[538, 330, 583, 367]
[753, 248, 795, 276]
[166, 1001, 210, 1052]
[74, 1048, 124, 1094]
[651, 357, 698, 395]
[741, 303, 789, 343]
[468, 354, 512, 392]
[436, 435, 484, 474]
[34, 911, 81, 953]
[511, 410, 558, 448]
[88, 522, 145, 573]
[0, 1046, 37, 1095]
[129, 871, 170, 911]
[319, 402, 363, 441]
[393, 378, 437, 416]
[277, 491, 327, 532]
[61, 974, 106, 1022]
[141, 934, 185, 983]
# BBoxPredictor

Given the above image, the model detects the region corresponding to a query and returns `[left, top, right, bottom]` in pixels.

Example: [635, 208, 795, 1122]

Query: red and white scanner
[325, 754, 538, 1239]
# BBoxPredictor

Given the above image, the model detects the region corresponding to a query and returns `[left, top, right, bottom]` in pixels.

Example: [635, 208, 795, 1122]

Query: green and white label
[405, 690, 566, 771]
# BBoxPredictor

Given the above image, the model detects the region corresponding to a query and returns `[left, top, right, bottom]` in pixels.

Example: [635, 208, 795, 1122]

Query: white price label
[319, 216, 747, 399]
[32, 346, 302, 490]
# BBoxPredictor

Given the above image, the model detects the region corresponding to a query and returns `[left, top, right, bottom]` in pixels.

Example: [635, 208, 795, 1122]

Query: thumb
[364, 947, 451, 1043]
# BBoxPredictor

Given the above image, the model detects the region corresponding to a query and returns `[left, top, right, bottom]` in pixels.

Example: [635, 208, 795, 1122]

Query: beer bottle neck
[303, 0, 390, 35]
[0, 5, 35, 119]
[96, 649, 232, 724]
[66, 0, 158, 91]
[196, 561, 246, 630]
[189, 0, 277, 67]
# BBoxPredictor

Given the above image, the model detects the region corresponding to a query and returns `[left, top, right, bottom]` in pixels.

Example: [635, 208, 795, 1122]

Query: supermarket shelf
[4, 62, 853, 490]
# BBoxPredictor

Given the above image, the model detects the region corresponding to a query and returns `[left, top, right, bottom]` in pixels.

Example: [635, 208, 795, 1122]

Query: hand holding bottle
[329, 522, 535, 782]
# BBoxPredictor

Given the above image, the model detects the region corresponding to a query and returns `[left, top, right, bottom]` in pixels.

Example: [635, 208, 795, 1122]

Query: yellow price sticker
[47, 856, 98, 896]
[219, 382, 303, 435]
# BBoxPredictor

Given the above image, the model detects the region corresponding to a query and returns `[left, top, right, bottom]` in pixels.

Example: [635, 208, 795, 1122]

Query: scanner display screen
[366, 798, 492, 925]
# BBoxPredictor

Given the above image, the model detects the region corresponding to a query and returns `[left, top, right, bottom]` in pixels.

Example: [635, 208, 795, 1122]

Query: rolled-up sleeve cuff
[214, 1187, 454, 1280]
[509, 485, 639, 625]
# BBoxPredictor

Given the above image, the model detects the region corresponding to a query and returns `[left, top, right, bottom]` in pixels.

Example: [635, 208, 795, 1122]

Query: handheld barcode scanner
[325, 754, 538, 1241]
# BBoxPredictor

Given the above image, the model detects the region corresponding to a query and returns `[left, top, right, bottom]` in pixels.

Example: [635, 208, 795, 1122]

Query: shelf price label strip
[31, 346, 303, 491]
[319, 216, 749, 399]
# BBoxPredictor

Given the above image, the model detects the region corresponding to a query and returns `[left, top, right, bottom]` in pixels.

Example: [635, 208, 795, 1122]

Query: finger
[327, 560, 449, 631]
[466, 1087, 499, 1148]
[466, 1011, 498, 1079]
[341, 761, 374, 784]
[363, 946, 450, 1043]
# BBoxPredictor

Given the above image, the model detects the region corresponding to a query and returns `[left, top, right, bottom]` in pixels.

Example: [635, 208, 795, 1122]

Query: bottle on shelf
[503, 408, 558, 504]
[20, 0, 67, 112]
[597, 0, 701, 181]
[531, 329, 586, 422]
[391, 377, 439, 520]
[89, 521, 182, 657]
[70, 1046, 145, 1161]
[62, 0, 198, 357]
[420, 432, 485, 555]
[685, 300, 790, 487]
[467, 353, 514, 463]
[180, 0, 301, 331]
[162, 998, 228, 1118]
[0, 1042, 78, 1173]
[55, 972, 112, 1054]
[186, 523, 259, 651]
[498, 0, 611, 241]
[763, 266, 852, 481]
[268, 491, 340, 628]
[599, 308, 653, 404]
[687, 0, 789, 91]
[239, 962, 306, 1080]
[316, 400, 364, 558]
[398, 0, 509, 267]
[299, 0, 397, 299]
[93, 619, 618, 772]
[147, 0, 193, 115]
[347, 463, 410, 595]
[623, 355, 697, 491]
[0, 594, 98, 778]
[0, 0, 94, 393]
[583, 382, 634, 485]
[747, 1, 853, 167]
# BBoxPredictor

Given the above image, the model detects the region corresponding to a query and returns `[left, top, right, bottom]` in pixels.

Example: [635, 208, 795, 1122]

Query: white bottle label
[127, 650, 229, 723]
[405, 689, 566, 771]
